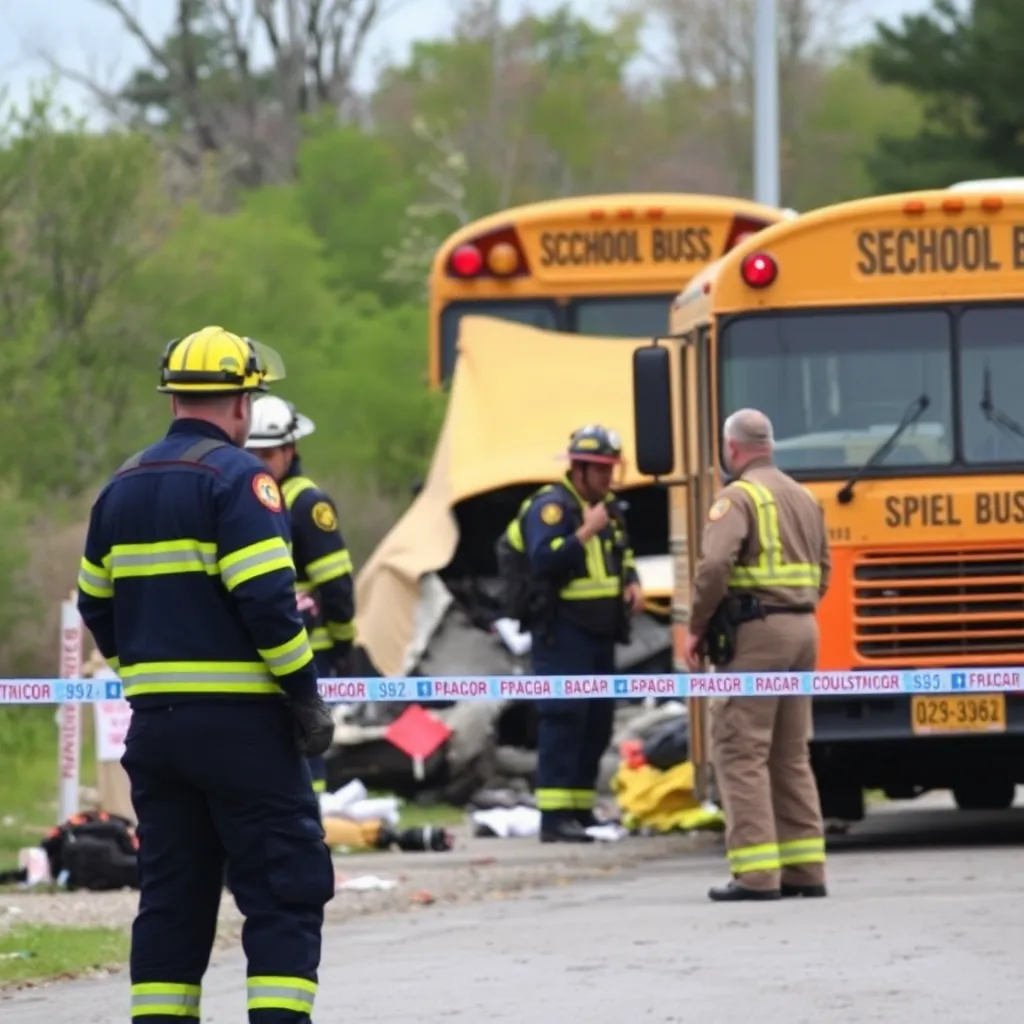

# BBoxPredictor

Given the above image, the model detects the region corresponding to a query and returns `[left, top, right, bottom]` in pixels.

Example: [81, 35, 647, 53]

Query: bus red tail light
[445, 226, 529, 279]
[450, 244, 484, 277]
[740, 252, 777, 288]
[724, 214, 773, 253]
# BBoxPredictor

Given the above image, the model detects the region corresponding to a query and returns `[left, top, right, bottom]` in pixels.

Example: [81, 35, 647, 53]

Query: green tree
[373, 4, 649, 214]
[796, 49, 924, 205]
[0, 88, 166, 497]
[867, 0, 1024, 191]
[129, 185, 442, 495]
[292, 124, 418, 306]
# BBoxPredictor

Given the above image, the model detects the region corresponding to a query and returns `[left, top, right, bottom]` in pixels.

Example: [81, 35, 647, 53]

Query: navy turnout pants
[122, 701, 335, 1023]
[531, 617, 617, 827]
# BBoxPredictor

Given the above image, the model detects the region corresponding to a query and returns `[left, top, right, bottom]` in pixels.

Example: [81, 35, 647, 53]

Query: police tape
[1, 667, 1023, 705]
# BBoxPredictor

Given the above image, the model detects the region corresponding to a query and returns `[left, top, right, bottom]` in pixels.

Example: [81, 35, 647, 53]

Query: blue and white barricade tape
[0, 668, 1022, 704]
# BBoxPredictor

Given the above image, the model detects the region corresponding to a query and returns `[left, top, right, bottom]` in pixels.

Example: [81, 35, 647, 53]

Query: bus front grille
[854, 547, 1024, 661]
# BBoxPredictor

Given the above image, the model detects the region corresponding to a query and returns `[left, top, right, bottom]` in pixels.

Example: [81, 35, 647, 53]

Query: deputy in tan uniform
[683, 408, 831, 903]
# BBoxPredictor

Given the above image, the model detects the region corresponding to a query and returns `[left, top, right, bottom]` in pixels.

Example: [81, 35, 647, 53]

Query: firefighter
[513, 425, 645, 843]
[76, 326, 336, 1024]
[246, 394, 356, 795]
[683, 408, 831, 902]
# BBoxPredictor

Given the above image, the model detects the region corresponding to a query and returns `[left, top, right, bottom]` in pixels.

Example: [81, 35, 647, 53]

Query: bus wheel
[952, 779, 1016, 812]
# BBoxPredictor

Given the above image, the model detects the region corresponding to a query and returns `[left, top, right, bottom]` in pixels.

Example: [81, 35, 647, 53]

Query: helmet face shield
[249, 338, 286, 384]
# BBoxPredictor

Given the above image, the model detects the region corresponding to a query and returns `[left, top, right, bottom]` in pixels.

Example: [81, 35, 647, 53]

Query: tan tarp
[354, 316, 654, 678]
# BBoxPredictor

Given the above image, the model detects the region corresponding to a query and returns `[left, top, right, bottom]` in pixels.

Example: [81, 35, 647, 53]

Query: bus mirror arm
[835, 393, 930, 505]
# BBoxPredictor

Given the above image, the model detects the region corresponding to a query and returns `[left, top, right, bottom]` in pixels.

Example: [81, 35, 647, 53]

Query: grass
[0, 707, 98, 867]
[396, 802, 465, 829]
[0, 924, 128, 986]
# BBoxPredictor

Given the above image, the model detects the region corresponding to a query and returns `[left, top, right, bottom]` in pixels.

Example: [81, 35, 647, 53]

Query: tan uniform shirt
[690, 458, 831, 637]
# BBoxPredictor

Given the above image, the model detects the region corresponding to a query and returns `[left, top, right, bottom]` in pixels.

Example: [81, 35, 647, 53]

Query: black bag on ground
[642, 716, 690, 772]
[42, 811, 140, 891]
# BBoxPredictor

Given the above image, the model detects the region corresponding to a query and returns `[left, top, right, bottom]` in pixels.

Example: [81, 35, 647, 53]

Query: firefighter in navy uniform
[246, 395, 356, 795]
[76, 326, 336, 1024]
[505, 425, 645, 843]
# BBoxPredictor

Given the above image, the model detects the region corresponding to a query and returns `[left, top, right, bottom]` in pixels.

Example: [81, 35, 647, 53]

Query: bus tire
[952, 779, 1016, 812]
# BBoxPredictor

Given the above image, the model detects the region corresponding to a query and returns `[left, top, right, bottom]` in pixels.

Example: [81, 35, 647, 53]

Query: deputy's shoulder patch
[540, 502, 563, 526]
[311, 500, 337, 532]
[252, 472, 282, 512]
[707, 497, 732, 522]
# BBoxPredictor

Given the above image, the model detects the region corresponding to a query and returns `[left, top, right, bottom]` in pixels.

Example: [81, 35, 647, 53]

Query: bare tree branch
[88, 0, 174, 73]
[41, 0, 385, 187]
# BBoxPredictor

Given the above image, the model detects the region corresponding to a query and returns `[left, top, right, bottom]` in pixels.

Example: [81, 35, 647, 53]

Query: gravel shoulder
[0, 830, 716, 954]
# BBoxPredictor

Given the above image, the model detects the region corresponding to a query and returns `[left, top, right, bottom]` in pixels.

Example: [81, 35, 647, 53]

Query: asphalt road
[6, 792, 1024, 1023]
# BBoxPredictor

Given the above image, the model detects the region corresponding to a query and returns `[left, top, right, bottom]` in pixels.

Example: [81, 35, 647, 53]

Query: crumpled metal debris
[325, 571, 675, 806]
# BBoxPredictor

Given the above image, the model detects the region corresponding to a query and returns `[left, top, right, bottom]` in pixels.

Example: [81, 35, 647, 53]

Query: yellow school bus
[428, 194, 790, 389]
[635, 187, 1024, 820]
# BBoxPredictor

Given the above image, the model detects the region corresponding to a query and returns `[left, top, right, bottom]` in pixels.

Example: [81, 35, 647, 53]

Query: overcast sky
[0, 0, 934, 118]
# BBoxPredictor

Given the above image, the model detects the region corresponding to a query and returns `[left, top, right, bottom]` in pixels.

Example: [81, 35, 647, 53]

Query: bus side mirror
[632, 345, 674, 477]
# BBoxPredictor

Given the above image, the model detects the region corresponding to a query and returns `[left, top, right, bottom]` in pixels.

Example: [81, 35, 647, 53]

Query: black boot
[708, 880, 781, 902]
[573, 810, 599, 829]
[781, 882, 827, 898]
[540, 817, 594, 844]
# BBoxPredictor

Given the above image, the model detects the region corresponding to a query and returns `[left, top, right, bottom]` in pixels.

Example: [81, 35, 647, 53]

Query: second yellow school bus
[641, 186, 1024, 821]
[428, 193, 791, 389]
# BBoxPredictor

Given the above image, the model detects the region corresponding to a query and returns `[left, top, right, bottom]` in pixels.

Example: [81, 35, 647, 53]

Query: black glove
[332, 644, 353, 678]
[290, 694, 335, 758]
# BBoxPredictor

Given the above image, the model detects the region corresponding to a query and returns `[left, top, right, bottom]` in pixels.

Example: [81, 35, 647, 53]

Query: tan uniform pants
[710, 615, 826, 891]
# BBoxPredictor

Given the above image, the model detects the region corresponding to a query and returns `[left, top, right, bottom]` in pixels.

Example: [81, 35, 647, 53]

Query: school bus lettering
[884, 491, 1024, 527]
[1014, 225, 1024, 268]
[884, 494, 962, 528]
[540, 230, 642, 266]
[651, 227, 713, 263]
[855, 225, 1001, 276]
[975, 490, 1024, 525]
[539, 227, 714, 267]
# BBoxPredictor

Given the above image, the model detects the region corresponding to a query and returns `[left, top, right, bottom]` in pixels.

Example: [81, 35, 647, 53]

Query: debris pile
[324, 688, 700, 817]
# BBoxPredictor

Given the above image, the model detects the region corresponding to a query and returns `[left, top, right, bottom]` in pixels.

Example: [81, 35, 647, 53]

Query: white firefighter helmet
[246, 395, 315, 449]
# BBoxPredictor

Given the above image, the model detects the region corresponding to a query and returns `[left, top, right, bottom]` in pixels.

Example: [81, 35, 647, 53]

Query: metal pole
[753, 0, 780, 207]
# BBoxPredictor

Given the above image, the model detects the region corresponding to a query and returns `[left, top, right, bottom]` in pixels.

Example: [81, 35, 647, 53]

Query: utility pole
[753, 0, 780, 207]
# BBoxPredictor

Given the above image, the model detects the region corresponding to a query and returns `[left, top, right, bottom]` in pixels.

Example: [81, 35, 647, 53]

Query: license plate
[911, 694, 1006, 735]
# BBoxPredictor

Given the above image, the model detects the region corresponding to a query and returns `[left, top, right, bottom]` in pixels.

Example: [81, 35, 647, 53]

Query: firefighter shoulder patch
[252, 473, 282, 512]
[707, 497, 732, 522]
[311, 500, 337, 532]
[540, 502, 563, 526]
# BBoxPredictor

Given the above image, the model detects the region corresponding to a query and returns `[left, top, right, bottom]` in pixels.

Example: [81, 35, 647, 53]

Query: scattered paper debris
[336, 875, 398, 892]
[471, 806, 540, 839]
[319, 779, 400, 825]
[584, 823, 629, 842]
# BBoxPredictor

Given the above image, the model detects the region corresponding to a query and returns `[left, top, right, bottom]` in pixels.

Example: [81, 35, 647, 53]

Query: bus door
[682, 325, 718, 804]
[631, 330, 716, 803]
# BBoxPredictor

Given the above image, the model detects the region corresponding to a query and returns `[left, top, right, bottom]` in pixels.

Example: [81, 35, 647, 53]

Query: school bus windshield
[720, 302, 1024, 475]
[439, 294, 674, 381]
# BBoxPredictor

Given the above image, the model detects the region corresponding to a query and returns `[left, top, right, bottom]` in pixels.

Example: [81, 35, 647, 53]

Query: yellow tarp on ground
[612, 762, 725, 834]
[354, 317, 653, 677]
